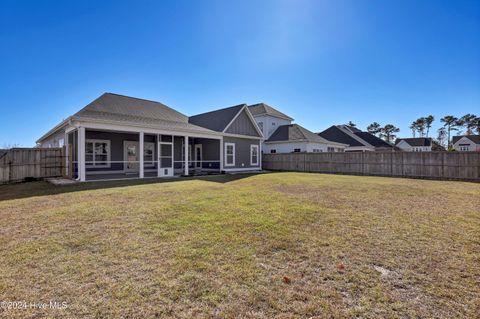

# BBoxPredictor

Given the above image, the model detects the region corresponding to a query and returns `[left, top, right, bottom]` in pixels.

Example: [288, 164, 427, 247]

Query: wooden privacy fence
[262, 152, 480, 182]
[0, 148, 66, 184]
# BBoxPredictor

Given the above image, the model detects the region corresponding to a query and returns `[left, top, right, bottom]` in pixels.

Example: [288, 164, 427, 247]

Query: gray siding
[225, 109, 261, 137]
[223, 136, 261, 169]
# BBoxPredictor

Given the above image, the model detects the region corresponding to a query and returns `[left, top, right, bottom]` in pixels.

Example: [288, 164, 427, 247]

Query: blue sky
[1, 0, 479, 146]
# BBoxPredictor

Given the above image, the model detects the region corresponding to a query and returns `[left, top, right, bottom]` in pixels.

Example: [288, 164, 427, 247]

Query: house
[317, 125, 394, 152]
[248, 103, 345, 153]
[263, 124, 347, 153]
[36, 93, 263, 181]
[248, 103, 294, 139]
[452, 135, 480, 152]
[395, 138, 432, 152]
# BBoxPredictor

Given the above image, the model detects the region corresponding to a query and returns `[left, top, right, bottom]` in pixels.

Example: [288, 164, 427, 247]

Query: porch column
[219, 137, 224, 171]
[139, 132, 144, 178]
[184, 135, 189, 176]
[78, 127, 86, 182]
[64, 131, 69, 178]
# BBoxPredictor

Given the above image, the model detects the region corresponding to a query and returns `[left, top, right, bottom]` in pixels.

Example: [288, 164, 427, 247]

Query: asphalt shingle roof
[188, 104, 246, 132]
[395, 138, 432, 147]
[266, 124, 334, 143]
[452, 135, 480, 144]
[73, 93, 215, 134]
[354, 132, 393, 147]
[318, 126, 365, 147]
[248, 103, 293, 121]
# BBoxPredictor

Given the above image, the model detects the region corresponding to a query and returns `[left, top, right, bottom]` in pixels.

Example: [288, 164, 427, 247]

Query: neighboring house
[452, 135, 480, 152]
[248, 103, 345, 153]
[36, 93, 263, 181]
[395, 138, 432, 152]
[248, 103, 294, 139]
[263, 124, 347, 153]
[318, 125, 394, 152]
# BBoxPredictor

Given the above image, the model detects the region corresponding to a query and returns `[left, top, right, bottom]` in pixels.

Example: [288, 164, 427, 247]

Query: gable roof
[353, 132, 392, 148]
[318, 125, 365, 147]
[318, 125, 393, 149]
[395, 138, 432, 147]
[37, 93, 218, 143]
[188, 104, 246, 132]
[248, 103, 294, 121]
[75, 93, 188, 123]
[452, 135, 480, 144]
[266, 124, 344, 145]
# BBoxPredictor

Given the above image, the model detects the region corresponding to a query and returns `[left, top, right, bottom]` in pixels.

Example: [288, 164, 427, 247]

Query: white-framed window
[270, 149, 276, 154]
[327, 147, 335, 152]
[250, 144, 259, 165]
[312, 149, 322, 153]
[459, 145, 470, 151]
[258, 122, 264, 133]
[144, 142, 155, 167]
[225, 143, 235, 166]
[58, 138, 65, 147]
[86, 139, 111, 167]
[293, 148, 301, 153]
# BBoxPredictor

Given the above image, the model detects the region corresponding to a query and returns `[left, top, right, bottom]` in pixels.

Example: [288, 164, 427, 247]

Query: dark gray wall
[223, 136, 260, 169]
[85, 130, 156, 171]
[225, 109, 261, 137]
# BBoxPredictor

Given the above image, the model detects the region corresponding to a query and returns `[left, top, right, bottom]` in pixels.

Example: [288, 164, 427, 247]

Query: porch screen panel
[160, 143, 173, 168]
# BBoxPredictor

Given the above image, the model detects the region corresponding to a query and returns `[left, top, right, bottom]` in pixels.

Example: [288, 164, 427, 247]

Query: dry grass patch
[0, 173, 479, 318]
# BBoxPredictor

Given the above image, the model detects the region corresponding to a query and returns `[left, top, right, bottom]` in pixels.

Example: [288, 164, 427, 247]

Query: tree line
[346, 113, 479, 148]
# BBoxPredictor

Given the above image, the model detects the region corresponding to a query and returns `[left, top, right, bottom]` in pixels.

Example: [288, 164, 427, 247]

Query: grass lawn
[0, 172, 479, 318]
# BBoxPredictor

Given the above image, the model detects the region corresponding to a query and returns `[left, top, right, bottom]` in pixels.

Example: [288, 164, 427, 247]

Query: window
[250, 145, 259, 165]
[58, 138, 65, 147]
[327, 147, 335, 152]
[144, 142, 154, 166]
[459, 144, 470, 151]
[270, 149, 276, 154]
[293, 148, 301, 153]
[225, 143, 235, 166]
[312, 149, 322, 153]
[258, 122, 264, 133]
[86, 139, 110, 167]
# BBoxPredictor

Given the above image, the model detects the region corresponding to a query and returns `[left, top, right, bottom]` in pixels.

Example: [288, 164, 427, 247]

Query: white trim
[78, 127, 86, 182]
[139, 132, 144, 178]
[221, 132, 263, 140]
[158, 138, 174, 177]
[143, 142, 155, 167]
[72, 118, 222, 140]
[85, 139, 111, 168]
[36, 117, 72, 144]
[223, 167, 262, 172]
[219, 136, 224, 171]
[250, 144, 259, 166]
[222, 105, 264, 138]
[184, 136, 189, 175]
[250, 112, 294, 122]
[224, 142, 235, 167]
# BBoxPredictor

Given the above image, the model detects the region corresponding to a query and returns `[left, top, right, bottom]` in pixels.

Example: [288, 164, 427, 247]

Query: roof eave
[36, 116, 72, 144]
